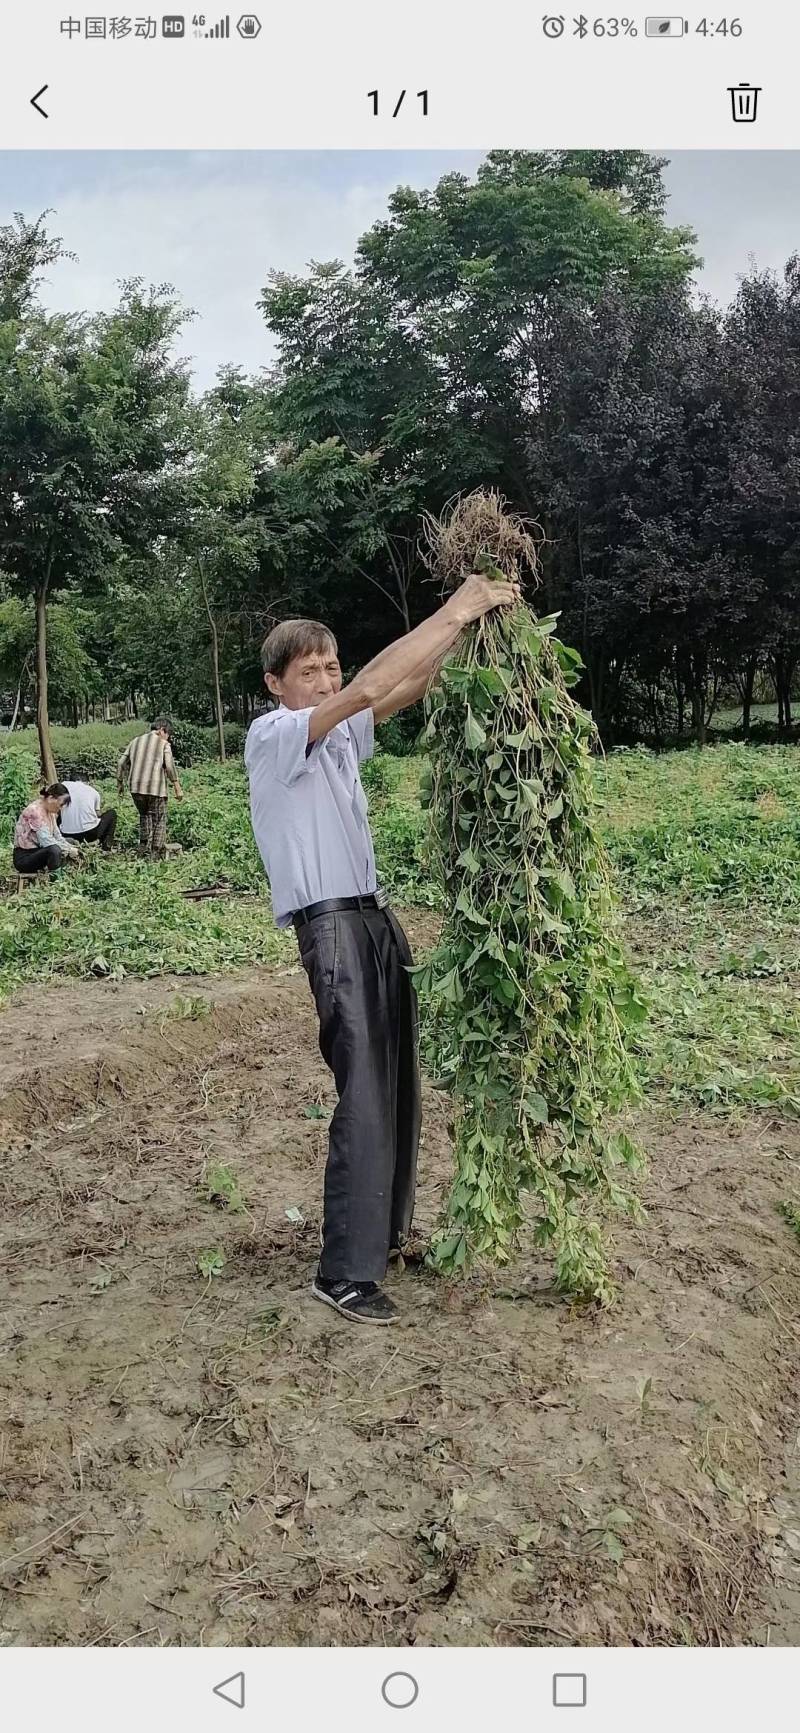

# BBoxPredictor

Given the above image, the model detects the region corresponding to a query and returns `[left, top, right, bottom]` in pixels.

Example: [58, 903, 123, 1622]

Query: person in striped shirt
[117, 718, 184, 859]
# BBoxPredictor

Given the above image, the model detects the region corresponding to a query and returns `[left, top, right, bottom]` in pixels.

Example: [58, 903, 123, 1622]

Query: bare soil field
[2, 912, 800, 1648]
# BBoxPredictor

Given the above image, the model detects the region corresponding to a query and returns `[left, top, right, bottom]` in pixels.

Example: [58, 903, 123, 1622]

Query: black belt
[292, 890, 389, 930]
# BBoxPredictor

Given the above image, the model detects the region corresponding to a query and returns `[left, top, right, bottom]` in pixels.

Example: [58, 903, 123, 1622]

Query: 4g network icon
[161, 11, 262, 35]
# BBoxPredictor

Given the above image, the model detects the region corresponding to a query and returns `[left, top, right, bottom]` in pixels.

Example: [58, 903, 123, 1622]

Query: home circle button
[381, 1672, 419, 1709]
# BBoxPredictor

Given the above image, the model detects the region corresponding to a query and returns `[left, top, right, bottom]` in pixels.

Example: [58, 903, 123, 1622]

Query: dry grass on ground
[2, 919, 799, 1648]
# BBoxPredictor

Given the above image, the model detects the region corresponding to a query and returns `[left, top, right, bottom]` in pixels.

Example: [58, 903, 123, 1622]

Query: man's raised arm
[307, 573, 521, 746]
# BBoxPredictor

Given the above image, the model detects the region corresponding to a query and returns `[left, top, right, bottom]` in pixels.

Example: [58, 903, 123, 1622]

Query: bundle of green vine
[415, 491, 646, 1303]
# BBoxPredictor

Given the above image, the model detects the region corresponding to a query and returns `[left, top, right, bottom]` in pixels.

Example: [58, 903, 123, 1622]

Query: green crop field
[4, 726, 800, 1648]
[3, 730, 800, 1128]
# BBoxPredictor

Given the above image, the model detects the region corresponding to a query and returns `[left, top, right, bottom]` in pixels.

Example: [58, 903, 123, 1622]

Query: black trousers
[65, 809, 117, 850]
[12, 845, 64, 874]
[296, 906, 421, 1284]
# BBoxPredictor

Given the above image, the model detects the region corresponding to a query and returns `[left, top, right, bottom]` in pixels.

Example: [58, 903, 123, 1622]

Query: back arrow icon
[213, 1672, 245, 1710]
[31, 85, 49, 118]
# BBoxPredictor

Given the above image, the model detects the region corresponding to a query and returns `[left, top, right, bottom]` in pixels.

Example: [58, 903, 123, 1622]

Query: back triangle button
[213, 1672, 245, 1709]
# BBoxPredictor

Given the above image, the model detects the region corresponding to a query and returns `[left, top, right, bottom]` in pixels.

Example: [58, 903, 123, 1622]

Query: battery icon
[645, 15, 688, 34]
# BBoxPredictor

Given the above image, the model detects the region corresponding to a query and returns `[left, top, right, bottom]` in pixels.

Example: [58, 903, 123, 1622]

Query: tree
[108, 557, 211, 720]
[722, 258, 800, 735]
[518, 281, 746, 743]
[260, 437, 431, 637]
[6, 163, 800, 755]
[105, 375, 272, 735]
[0, 215, 193, 779]
[261, 268, 453, 636]
[260, 152, 700, 683]
[355, 150, 699, 535]
[0, 591, 32, 728]
[176, 372, 266, 756]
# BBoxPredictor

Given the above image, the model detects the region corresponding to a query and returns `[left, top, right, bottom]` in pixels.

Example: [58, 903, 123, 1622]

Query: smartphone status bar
[0, 0, 796, 149]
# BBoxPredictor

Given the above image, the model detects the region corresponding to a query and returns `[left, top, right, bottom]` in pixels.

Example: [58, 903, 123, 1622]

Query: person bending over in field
[13, 783, 80, 876]
[245, 574, 520, 1326]
[59, 774, 118, 852]
[117, 717, 184, 860]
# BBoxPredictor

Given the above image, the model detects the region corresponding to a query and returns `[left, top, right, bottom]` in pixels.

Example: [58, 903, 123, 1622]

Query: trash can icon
[729, 82, 761, 123]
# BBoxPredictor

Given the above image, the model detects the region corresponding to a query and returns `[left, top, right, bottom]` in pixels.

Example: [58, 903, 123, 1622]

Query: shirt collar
[277, 702, 349, 744]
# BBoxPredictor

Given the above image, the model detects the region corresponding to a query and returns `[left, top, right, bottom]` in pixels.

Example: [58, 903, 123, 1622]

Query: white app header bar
[0, 0, 795, 148]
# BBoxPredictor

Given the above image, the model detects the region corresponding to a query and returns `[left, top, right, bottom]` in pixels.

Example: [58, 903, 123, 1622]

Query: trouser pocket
[297, 915, 338, 993]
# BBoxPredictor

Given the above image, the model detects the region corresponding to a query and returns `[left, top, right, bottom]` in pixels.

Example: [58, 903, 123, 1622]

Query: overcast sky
[1, 150, 798, 389]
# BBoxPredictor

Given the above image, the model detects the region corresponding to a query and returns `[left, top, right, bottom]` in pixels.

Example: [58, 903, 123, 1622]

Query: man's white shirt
[245, 704, 377, 926]
[60, 780, 101, 836]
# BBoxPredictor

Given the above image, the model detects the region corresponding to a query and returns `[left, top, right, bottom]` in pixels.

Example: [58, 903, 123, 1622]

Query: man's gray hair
[261, 619, 338, 679]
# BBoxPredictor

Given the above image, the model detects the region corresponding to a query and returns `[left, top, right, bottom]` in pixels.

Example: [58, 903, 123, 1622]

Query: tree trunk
[35, 581, 57, 784]
[585, 648, 607, 730]
[706, 665, 721, 734]
[200, 565, 226, 762]
[9, 655, 30, 733]
[384, 537, 412, 633]
[649, 684, 663, 750]
[772, 653, 797, 736]
[740, 653, 757, 739]
[603, 656, 625, 749]
[675, 670, 685, 738]
[690, 652, 707, 747]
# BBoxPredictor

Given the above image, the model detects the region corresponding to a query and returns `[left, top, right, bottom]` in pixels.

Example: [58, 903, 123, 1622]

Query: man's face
[266, 649, 342, 710]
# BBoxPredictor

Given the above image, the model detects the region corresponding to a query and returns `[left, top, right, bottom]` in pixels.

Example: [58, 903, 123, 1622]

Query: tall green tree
[0, 590, 32, 728]
[722, 257, 800, 733]
[186, 370, 268, 755]
[0, 214, 193, 779]
[260, 152, 700, 675]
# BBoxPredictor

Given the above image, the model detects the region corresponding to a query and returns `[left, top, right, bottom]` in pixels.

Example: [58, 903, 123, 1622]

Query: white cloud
[27, 153, 481, 387]
[4, 150, 800, 388]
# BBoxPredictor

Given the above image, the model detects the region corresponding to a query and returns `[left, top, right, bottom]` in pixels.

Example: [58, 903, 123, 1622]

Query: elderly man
[245, 571, 519, 1325]
[117, 717, 184, 860]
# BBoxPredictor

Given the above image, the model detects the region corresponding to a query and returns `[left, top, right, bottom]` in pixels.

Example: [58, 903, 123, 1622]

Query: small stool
[16, 872, 46, 893]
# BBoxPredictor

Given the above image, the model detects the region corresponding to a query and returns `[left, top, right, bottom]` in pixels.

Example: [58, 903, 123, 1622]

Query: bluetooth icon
[573, 13, 589, 34]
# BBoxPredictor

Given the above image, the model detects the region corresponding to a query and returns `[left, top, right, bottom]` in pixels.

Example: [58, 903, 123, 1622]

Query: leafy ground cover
[3, 736, 800, 1142]
[598, 744, 800, 1123]
[2, 730, 800, 1646]
[0, 751, 288, 996]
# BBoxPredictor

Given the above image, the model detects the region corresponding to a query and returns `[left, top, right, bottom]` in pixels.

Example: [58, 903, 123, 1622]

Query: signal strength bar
[205, 13, 230, 35]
